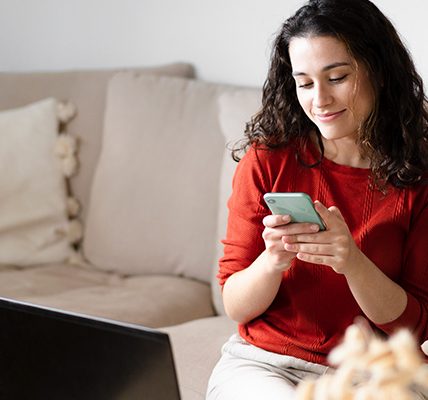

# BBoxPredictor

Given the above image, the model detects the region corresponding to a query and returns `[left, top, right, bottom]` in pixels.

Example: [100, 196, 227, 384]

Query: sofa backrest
[0, 66, 262, 314]
[0, 63, 195, 221]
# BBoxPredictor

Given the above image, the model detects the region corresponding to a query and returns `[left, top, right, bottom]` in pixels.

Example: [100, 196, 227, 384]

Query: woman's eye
[329, 75, 348, 83]
[296, 74, 348, 88]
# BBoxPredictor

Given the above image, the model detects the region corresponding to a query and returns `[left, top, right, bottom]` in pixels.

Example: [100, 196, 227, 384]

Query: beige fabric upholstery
[211, 88, 262, 314]
[0, 63, 195, 221]
[162, 316, 237, 400]
[84, 73, 233, 282]
[0, 263, 112, 298]
[0, 264, 214, 327]
[0, 66, 262, 400]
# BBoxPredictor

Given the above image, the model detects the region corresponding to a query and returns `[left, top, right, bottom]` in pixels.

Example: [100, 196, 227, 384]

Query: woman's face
[289, 35, 375, 143]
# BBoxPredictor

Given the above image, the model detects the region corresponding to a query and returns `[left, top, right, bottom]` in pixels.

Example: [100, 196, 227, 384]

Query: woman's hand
[221, 213, 322, 323]
[262, 213, 320, 272]
[282, 201, 363, 275]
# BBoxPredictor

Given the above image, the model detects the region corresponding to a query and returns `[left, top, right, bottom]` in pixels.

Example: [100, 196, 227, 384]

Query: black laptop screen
[0, 297, 181, 400]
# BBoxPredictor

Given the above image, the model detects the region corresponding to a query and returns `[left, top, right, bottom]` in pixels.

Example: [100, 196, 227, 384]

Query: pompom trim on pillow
[54, 133, 78, 157]
[61, 155, 79, 177]
[67, 250, 86, 266]
[54, 100, 84, 249]
[56, 101, 77, 124]
[54, 133, 79, 177]
[66, 197, 81, 218]
[68, 219, 83, 244]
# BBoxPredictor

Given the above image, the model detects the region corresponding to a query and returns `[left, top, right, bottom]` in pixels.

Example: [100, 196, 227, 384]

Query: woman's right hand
[222, 214, 321, 324]
[262, 214, 320, 271]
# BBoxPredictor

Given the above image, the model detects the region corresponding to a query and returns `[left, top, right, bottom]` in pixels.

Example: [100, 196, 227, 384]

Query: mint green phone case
[263, 192, 326, 230]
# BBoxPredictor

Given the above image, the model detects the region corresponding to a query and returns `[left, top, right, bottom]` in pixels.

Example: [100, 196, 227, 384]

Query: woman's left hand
[282, 201, 363, 274]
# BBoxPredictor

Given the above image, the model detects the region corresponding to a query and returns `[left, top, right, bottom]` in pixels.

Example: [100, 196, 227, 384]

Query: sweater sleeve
[217, 147, 270, 288]
[375, 197, 428, 341]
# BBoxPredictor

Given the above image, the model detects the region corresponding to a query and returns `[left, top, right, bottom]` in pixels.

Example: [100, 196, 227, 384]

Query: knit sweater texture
[218, 142, 428, 365]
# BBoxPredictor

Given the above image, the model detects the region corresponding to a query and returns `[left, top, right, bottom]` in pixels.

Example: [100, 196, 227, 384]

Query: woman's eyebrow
[292, 62, 351, 77]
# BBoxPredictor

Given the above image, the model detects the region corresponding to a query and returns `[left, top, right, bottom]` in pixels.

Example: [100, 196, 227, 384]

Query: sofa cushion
[0, 63, 195, 222]
[162, 316, 237, 400]
[0, 98, 77, 265]
[211, 88, 262, 314]
[84, 73, 233, 282]
[0, 264, 214, 327]
[0, 263, 113, 298]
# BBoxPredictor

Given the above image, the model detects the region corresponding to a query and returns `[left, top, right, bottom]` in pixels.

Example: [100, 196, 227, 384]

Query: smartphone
[263, 192, 326, 230]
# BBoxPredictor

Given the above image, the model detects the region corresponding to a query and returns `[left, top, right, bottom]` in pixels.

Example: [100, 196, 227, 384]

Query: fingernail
[311, 224, 319, 231]
[282, 215, 290, 222]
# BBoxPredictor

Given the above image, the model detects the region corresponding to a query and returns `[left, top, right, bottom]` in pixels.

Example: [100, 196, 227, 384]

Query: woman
[207, 0, 428, 398]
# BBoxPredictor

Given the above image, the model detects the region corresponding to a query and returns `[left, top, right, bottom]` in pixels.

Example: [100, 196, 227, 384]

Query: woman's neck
[317, 135, 371, 169]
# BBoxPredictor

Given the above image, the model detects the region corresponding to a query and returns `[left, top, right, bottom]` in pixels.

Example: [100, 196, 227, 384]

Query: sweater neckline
[306, 138, 371, 178]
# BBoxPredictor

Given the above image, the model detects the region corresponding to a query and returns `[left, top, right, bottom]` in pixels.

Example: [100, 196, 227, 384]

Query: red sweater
[218, 143, 428, 365]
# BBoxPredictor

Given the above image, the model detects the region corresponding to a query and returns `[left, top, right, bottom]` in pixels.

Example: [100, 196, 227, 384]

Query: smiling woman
[231, 0, 428, 187]
[207, 0, 428, 399]
[289, 35, 375, 168]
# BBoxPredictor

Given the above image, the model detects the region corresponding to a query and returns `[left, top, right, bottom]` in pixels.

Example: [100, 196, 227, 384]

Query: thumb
[328, 205, 345, 221]
[314, 201, 344, 229]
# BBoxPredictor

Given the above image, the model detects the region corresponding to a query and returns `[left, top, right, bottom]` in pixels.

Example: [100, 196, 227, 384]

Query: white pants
[207, 334, 428, 400]
[206, 334, 329, 400]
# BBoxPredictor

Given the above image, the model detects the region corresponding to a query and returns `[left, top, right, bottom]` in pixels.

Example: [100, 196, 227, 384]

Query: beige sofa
[0, 63, 261, 399]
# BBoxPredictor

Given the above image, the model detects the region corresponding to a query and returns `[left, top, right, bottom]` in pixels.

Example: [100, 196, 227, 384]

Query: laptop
[0, 296, 181, 400]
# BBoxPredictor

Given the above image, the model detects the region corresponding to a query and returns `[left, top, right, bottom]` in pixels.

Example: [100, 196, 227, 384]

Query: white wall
[0, 0, 426, 87]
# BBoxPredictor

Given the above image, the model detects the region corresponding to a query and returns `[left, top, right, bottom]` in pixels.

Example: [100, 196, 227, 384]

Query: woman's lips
[315, 109, 346, 123]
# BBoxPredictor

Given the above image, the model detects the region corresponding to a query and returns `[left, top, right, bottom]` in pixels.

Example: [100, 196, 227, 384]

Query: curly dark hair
[234, 0, 428, 187]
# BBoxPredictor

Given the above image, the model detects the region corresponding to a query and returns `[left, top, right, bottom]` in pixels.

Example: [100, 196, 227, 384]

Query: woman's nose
[312, 84, 333, 109]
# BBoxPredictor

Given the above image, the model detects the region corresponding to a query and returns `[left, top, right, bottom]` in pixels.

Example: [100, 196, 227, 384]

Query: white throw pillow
[0, 98, 75, 265]
[84, 73, 235, 282]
